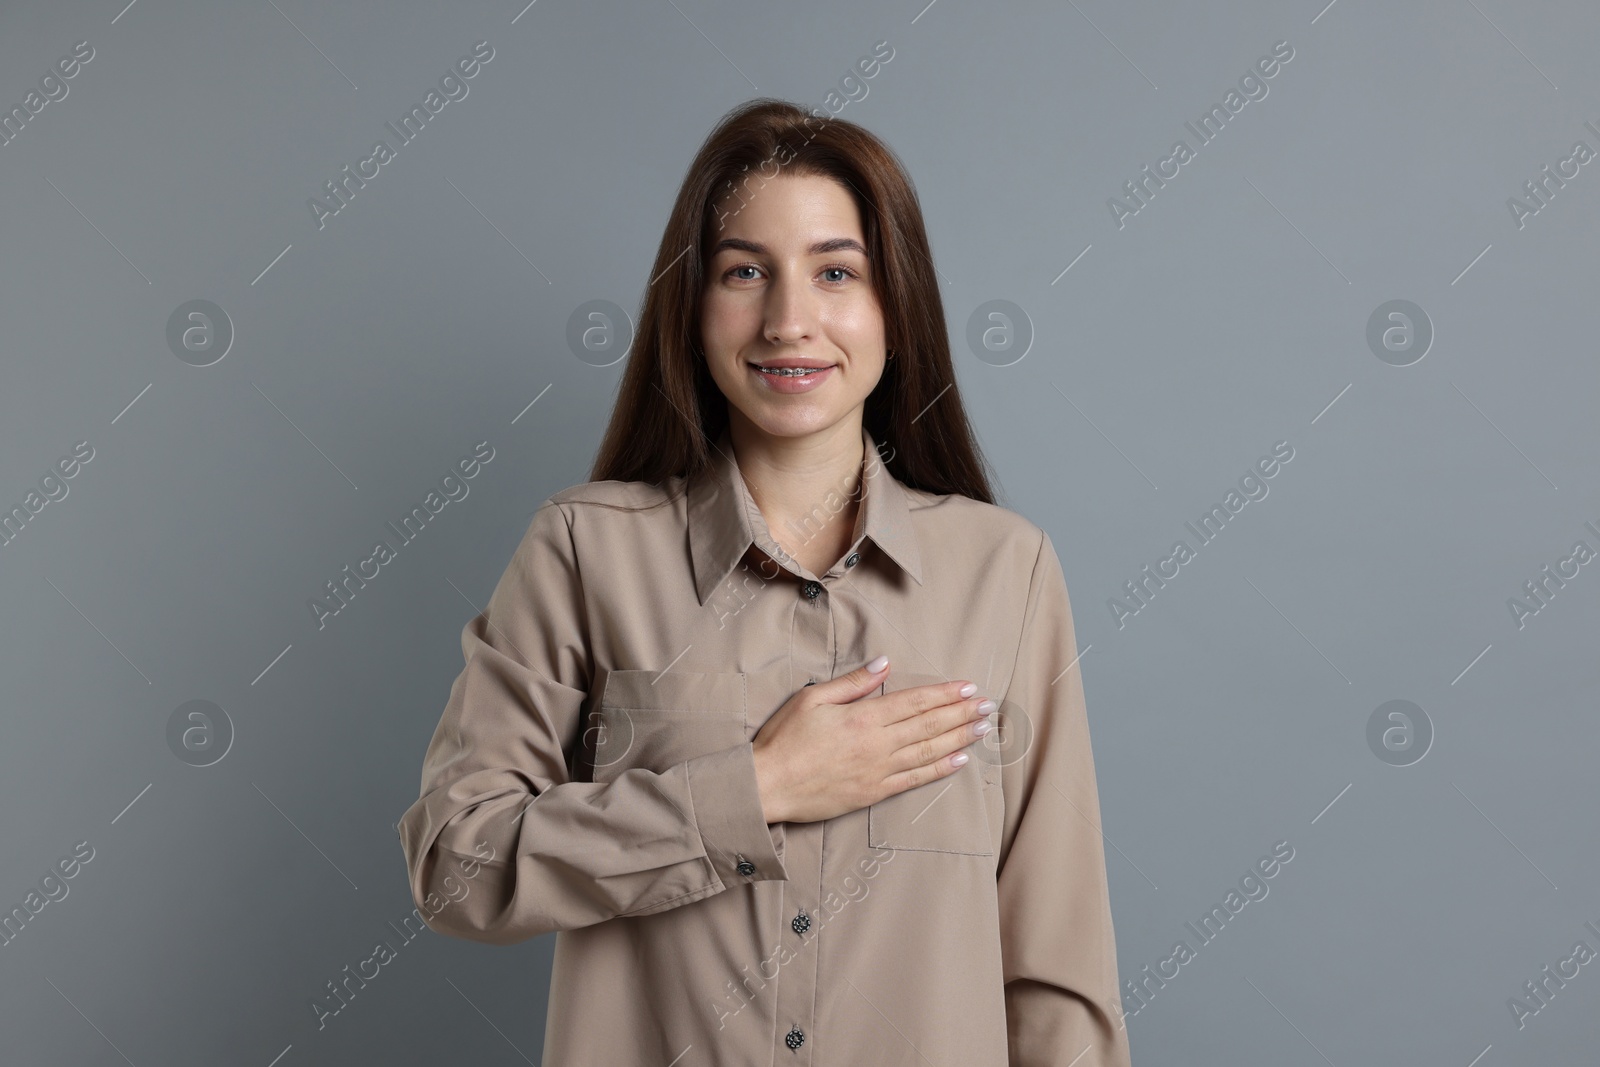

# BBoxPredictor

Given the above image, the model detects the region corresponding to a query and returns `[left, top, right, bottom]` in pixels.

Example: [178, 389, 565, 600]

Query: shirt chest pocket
[867, 672, 996, 856]
[589, 669, 749, 784]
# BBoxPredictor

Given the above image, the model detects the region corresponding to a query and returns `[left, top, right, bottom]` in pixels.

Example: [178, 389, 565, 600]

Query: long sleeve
[396, 496, 787, 946]
[996, 528, 1132, 1066]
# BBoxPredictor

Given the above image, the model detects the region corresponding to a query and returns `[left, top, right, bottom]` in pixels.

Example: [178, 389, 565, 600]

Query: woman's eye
[724, 264, 857, 283]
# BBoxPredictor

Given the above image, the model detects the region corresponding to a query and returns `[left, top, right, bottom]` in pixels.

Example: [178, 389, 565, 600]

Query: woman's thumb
[826, 654, 889, 696]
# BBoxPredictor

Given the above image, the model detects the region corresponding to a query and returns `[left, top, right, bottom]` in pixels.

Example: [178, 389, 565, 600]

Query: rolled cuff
[685, 741, 788, 886]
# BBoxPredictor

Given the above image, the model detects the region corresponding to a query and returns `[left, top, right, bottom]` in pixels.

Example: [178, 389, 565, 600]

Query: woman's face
[700, 172, 886, 443]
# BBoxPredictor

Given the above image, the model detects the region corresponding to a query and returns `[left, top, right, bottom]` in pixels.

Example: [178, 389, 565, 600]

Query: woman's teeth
[757, 366, 825, 376]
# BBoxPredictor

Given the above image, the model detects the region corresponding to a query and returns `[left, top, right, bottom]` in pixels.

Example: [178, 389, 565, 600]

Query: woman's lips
[749, 363, 835, 394]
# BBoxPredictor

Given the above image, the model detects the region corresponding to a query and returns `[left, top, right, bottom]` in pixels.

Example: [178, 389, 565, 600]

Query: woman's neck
[728, 419, 865, 575]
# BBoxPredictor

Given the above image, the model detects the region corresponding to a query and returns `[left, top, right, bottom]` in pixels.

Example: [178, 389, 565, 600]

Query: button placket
[775, 564, 830, 1063]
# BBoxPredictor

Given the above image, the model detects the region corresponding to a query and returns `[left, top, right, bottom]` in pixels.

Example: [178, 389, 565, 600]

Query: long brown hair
[588, 96, 995, 507]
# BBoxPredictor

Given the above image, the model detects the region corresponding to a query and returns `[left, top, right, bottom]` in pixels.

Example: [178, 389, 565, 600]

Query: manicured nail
[958, 682, 977, 698]
[951, 752, 969, 767]
[866, 655, 889, 673]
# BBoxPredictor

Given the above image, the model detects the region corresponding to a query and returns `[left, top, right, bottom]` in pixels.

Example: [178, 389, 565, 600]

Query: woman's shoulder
[903, 485, 1047, 555]
[535, 479, 688, 536]
[546, 477, 679, 510]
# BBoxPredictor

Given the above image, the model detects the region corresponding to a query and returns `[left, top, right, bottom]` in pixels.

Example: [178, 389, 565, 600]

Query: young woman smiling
[398, 98, 1132, 1066]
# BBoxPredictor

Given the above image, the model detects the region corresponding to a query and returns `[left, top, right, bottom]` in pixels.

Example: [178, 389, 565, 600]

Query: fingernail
[977, 699, 997, 715]
[958, 682, 977, 698]
[866, 654, 889, 673]
[951, 752, 969, 767]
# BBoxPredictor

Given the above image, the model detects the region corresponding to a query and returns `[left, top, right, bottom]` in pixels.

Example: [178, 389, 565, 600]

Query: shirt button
[785, 1027, 805, 1050]
[735, 856, 756, 877]
[791, 911, 811, 935]
[845, 551, 860, 568]
[802, 580, 822, 600]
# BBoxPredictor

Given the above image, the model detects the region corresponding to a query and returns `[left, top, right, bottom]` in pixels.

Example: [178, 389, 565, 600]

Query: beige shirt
[397, 424, 1132, 1066]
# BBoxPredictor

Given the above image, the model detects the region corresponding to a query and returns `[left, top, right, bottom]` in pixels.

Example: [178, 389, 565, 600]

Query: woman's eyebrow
[709, 237, 867, 257]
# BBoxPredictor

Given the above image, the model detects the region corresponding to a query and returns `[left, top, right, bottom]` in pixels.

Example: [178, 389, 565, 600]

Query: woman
[397, 98, 1132, 1066]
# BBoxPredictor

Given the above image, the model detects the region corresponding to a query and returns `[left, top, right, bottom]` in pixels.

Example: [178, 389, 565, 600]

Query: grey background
[1, 0, 1596, 1063]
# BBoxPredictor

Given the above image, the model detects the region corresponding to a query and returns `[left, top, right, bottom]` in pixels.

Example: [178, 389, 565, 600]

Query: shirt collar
[687, 424, 924, 605]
